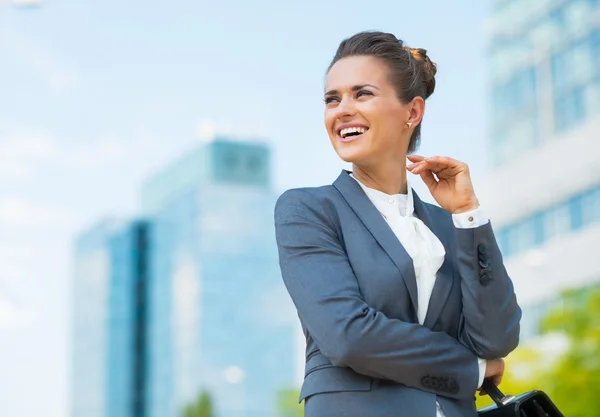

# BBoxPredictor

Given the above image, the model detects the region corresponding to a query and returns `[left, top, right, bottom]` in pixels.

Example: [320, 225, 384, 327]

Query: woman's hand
[407, 155, 479, 214]
[479, 358, 505, 396]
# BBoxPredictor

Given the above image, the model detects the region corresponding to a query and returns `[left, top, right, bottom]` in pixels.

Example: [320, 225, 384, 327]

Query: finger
[424, 156, 468, 174]
[410, 162, 450, 182]
[421, 162, 466, 179]
[419, 169, 437, 189]
[424, 155, 463, 166]
[407, 160, 429, 174]
[407, 154, 425, 162]
[408, 158, 449, 175]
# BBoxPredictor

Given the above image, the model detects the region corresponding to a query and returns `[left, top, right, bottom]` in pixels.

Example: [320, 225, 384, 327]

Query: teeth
[340, 127, 367, 138]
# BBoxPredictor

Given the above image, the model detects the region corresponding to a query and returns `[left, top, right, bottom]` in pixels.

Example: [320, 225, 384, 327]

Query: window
[583, 79, 600, 117]
[516, 218, 537, 253]
[554, 87, 586, 132]
[551, 49, 569, 93]
[499, 184, 600, 259]
[544, 202, 571, 240]
[566, 0, 592, 30]
[582, 187, 600, 226]
[492, 66, 537, 119]
[569, 194, 584, 230]
[224, 153, 239, 170]
[533, 212, 546, 245]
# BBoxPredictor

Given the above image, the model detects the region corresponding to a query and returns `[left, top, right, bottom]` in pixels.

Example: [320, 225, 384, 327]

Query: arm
[275, 189, 480, 401]
[452, 208, 522, 360]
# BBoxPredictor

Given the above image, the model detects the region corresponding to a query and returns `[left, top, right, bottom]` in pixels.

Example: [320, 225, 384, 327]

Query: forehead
[325, 55, 390, 90]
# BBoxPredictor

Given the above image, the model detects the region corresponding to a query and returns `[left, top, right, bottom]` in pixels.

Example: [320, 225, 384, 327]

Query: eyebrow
[324, 84, 380, 96]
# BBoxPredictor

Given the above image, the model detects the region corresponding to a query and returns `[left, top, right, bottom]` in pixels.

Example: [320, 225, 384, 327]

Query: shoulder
[274, 185, 338, 223]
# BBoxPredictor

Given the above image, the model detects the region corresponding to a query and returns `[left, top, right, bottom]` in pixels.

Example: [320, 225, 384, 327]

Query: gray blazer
[274, 170, 521, 417]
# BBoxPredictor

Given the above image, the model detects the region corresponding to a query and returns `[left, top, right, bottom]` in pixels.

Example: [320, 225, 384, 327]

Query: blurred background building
[72, 220, 149, 417]
[480, 0, 600, 340]
[72, 138, 297, 417]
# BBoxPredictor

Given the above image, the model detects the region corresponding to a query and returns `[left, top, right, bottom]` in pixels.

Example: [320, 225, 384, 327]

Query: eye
[324, 96, 339, 104]
[356, 90, 373, 98]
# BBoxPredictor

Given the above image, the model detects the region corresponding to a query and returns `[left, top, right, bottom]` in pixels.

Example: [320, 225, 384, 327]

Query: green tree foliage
[477, 287, 600, 416]
[537, 287, 600, 417]
[277, 388, 303, 417]
[182, 390, 214, 417]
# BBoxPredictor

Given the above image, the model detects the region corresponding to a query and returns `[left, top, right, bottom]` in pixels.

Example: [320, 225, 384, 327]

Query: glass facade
[496, 183, 600, 258]
[144, 138, 296, 417]
[488, 1, 600, 342]
[488, 0, 600, 166]
[72, 219, 149, 417]
[489, 0, 600, 258]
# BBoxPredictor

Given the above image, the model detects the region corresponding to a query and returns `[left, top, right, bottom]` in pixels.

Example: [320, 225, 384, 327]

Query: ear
[406, 96, 425, 128]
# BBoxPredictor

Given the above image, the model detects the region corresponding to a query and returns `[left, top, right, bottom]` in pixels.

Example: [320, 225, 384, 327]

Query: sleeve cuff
[477, 358, 487, 389]
[452, 207, 489, 229]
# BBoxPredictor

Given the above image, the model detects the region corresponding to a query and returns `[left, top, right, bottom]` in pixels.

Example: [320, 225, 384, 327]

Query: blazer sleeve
[454, 223, 522, 360]
[274, 188, 480, 401]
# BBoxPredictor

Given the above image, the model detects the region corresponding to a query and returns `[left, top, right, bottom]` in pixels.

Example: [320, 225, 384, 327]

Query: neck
[351, 160, 408, 195]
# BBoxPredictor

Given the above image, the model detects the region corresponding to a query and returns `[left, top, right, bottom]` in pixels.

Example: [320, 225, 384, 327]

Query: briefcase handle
[481, 379, 516, 406]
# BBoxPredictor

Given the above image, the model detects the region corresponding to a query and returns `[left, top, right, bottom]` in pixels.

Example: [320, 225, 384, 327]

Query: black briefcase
[477, 379, 564, 417]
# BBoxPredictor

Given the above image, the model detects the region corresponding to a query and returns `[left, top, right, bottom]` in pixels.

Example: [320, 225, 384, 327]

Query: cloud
[0, 25, 78, 93]
[0, 244, 33, 283]
[56, 139, 129, 169]
[0, 128, 172, 186]
[0, 296, 36, 330]
[10, 0, 43, 6]
[0, 195, 72, 227]
[0, 130, 56, 182]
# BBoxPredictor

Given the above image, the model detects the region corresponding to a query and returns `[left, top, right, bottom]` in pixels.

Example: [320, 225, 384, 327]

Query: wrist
[452, 197, 480, 214]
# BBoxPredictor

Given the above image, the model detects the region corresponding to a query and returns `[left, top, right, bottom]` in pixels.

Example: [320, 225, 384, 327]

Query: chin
[334, 147, 368, 164]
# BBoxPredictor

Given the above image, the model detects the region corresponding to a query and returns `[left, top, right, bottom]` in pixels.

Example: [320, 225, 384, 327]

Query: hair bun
[409, 47, 437, 98]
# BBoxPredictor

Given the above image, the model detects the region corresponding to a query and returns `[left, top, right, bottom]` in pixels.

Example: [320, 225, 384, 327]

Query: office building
[71, 219, 149, 417]
[482, 0, 600, 339]
[142, 138, 297, 417]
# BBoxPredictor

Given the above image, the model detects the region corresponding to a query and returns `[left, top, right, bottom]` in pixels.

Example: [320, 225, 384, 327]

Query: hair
[327, 31, 437, 153]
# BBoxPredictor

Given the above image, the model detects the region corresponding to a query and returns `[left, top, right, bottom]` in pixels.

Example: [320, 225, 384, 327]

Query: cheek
[370, 103, 405, 134]
[324, 109, 335, 132]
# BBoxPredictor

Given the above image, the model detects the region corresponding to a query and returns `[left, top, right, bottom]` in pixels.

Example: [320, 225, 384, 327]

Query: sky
[0, 0, 491, 415]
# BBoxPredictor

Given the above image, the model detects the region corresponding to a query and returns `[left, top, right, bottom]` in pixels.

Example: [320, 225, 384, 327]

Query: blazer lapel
[412, 191, 455, 330]
[333, 170, 419, 315]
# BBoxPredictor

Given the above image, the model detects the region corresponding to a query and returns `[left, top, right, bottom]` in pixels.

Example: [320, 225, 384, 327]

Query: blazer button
[477, 243, 487, 256]
[479, 271, 492, 286]
[478, 257, 490, 269]
[448, 379, 460, 394]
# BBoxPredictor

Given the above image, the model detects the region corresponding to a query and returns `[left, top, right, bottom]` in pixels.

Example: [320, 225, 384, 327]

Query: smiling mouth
[338, 126, 369, 141]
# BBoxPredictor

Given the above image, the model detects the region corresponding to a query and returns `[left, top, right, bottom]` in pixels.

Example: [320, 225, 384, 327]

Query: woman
[274, 31, 521, 417]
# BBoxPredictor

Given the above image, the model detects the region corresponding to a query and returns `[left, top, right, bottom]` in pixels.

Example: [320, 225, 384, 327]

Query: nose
[334, 96, 356, 119]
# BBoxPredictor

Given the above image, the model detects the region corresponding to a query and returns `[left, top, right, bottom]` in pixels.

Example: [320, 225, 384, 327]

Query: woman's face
[324, 56, 420, 166]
